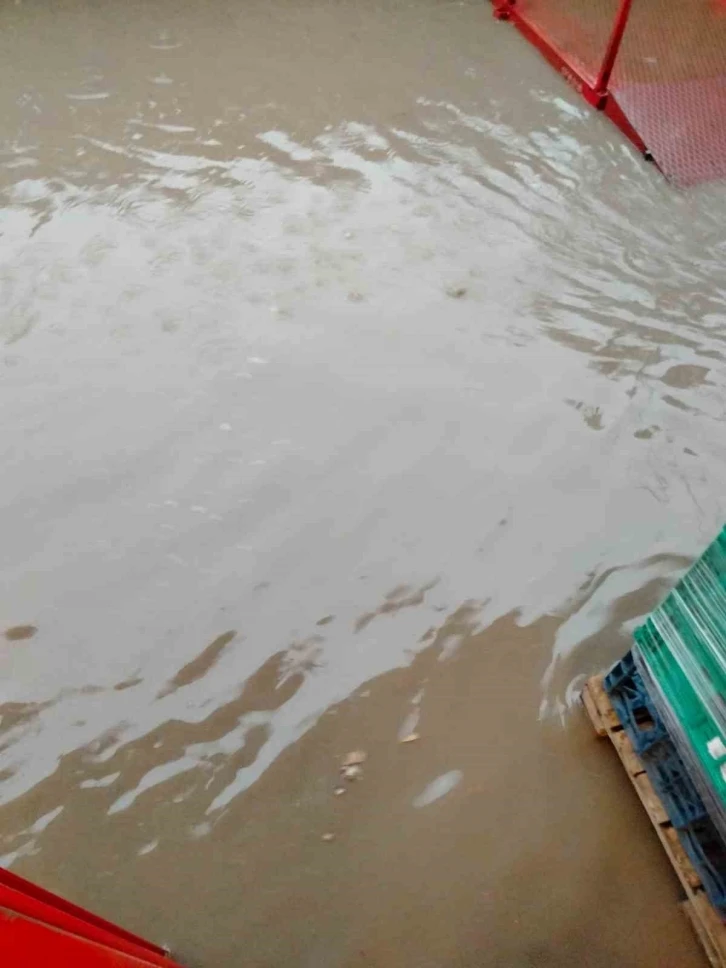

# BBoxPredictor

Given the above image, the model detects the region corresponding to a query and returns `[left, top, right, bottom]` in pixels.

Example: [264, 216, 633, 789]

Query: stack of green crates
[633, 526, 726, 844]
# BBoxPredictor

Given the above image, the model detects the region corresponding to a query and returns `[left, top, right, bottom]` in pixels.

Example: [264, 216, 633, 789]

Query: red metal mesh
[611, 0, 726, 185]
[512, 0, 621, 86]
[509, 0, 726, 185]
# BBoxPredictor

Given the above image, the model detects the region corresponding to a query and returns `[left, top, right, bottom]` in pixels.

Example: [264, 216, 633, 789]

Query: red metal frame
[492, 0, 651, 160]
[0, 867, 184, 967]
[1, 907, 164, 968]
[594, 0, 634, 94]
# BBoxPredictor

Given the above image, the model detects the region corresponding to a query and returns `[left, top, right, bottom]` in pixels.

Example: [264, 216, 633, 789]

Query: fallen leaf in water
[400, 733, 420, 744]
[341, 750, 367, 768]
[4, 625, 37, 642]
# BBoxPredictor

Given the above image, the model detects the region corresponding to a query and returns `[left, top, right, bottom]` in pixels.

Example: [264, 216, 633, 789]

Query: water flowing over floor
[1, 1, 726, 965]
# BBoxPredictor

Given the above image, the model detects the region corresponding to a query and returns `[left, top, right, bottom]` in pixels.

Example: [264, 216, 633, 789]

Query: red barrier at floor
[0, 868, 184, 967]
[493, 0, 726, 185]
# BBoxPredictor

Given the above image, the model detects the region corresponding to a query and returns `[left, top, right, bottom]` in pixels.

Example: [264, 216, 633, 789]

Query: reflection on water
[412, 769, 462, 808]
[1, 0, 725, 965]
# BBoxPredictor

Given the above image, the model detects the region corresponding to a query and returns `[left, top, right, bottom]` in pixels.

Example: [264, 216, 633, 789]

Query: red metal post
[594, 0, 635, 97]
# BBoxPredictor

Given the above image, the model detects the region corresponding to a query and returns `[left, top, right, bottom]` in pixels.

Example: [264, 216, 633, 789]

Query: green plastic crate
[633, 527, 726, 833]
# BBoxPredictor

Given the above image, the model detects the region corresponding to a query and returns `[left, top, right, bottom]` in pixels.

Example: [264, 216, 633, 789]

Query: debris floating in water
[4, 625, 37, 642]
[400, 733, 420, 744]
[321, 833, 335, 842]
[341, 750, 367, 767]
[340, 751, 366, 782]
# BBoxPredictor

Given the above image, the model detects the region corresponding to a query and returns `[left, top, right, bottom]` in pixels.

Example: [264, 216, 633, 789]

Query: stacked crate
[604, 527, 726, 916]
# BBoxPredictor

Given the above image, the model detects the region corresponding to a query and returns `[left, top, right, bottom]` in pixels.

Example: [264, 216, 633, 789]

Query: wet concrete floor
[2, 0, 726, 965]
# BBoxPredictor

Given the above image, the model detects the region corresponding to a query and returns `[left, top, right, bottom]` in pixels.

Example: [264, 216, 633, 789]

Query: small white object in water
[400, 733, 420, 744]
[341, 750, 367, 768]
[412, 770, 462, 808]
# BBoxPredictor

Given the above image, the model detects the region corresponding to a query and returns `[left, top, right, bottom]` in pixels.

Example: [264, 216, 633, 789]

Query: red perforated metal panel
[494, 0, 726, 185]
[611, 0, 726, 184]
[508, 0, 621, 86]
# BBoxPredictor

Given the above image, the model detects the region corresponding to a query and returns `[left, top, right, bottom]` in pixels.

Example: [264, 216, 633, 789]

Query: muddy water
[1, 0, 726, 965]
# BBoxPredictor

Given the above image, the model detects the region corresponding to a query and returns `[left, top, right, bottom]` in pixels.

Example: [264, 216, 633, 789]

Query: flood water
[2, 0, 726, 965]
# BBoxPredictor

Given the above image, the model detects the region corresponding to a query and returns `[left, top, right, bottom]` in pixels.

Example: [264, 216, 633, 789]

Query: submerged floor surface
[1, 0, 726, 965]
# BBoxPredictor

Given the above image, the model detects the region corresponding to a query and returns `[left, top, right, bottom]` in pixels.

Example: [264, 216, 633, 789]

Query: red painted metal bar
[594, 0, 635, 95]
[0, 867, 167, 955]
[0, 867, 184, 967]
[0, 906, 161, 968]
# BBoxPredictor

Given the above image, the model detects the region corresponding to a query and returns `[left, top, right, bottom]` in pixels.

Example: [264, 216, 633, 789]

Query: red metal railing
[492, 0, 648, 156]
[492, 0, 726, 184]
[0, 867, 185, 967]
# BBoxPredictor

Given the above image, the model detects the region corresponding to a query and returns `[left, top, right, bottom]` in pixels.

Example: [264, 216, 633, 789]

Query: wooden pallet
[582, 674, 726, 968]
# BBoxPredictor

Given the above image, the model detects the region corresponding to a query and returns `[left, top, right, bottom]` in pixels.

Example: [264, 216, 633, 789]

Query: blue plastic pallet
[604, 652, 726, 917]
[642, 737, 709, 830]
[603, 651, 668, 755]
[679, 817, 726, 916]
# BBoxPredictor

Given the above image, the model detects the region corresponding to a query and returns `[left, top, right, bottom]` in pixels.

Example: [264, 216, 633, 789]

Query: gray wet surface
[1, 0, 726, 965]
